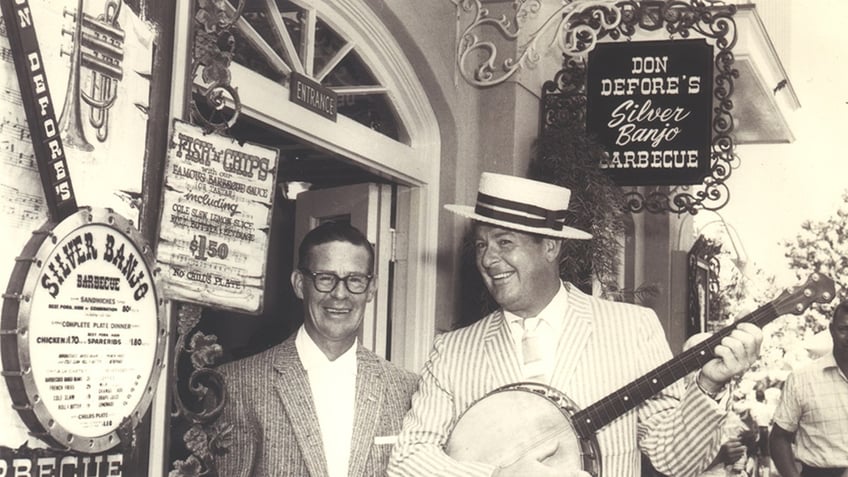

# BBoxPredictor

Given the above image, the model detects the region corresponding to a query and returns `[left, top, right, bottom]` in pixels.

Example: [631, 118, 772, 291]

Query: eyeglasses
[299, 269, 373, 294]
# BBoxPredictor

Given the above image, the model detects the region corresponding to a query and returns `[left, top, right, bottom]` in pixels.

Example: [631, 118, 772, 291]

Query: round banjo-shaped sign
[0, 207, 167, 452]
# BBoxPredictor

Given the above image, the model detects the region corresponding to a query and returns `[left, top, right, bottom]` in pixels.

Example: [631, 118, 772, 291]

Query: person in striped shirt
[388, 172, 763, 477]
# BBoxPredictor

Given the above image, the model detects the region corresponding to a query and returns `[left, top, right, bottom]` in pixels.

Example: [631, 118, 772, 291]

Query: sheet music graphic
[1, 184, 45, 229]
[0, 2, 156, 449]
[0, 9, 51, 278]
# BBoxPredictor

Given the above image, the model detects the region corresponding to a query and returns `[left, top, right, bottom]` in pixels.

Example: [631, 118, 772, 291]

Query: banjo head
[446, 383, 601, 475]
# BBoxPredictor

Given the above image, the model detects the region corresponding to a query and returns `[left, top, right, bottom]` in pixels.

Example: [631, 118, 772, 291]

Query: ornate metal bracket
[538, 0, 739, 214]
[190, 0, 246, 134]
[168, 304, 230, 477]
[455, 0, 623, 87]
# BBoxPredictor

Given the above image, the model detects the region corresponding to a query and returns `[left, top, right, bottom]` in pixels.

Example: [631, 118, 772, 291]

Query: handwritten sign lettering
[587, 40, 714, 186]
[156, 120, 279, 314]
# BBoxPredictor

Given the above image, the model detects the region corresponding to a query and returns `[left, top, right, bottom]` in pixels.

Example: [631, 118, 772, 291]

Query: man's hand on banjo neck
[697, 322, 763, 397]
[492, 322, 763, 477]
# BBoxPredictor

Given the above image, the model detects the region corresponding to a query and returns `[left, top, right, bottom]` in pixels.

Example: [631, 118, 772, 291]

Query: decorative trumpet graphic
[58, 0, 125, 151]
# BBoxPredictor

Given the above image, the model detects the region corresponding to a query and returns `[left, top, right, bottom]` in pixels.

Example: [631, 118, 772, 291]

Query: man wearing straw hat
[389, 172, 763, 477]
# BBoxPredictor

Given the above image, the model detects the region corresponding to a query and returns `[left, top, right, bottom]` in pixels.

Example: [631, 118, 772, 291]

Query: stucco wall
[370, 1, 560, 331]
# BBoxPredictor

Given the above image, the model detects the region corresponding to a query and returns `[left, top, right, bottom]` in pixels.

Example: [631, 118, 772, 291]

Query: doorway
[197, 114, 399, 362]
[164, 116, 404, 472]
[159, 1, 441, 472]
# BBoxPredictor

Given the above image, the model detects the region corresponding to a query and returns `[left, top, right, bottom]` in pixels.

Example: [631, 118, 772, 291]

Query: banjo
[446, 273, 836, 475]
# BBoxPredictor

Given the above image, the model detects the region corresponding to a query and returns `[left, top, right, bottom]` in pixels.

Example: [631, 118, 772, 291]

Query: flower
[189, 332, 223, 369]
[169, 455, 202, 477]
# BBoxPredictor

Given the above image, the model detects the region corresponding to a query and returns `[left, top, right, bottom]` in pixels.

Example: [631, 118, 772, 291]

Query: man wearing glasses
[216, 221, 418, 477]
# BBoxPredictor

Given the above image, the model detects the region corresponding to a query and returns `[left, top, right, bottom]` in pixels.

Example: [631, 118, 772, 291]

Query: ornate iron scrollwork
[541, 56, 589, 134]
[687, 235, 722, 334]
[539, 0, 738, 214]
[190, 0, 246, 134]
[455, 0, 623, 87]
[168, 304, 230, 477]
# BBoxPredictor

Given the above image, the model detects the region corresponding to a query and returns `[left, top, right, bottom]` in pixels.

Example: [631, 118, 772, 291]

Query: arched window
[229, 0, 406, 142]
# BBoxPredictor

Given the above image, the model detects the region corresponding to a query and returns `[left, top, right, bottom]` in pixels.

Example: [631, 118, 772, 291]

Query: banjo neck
[571, 273, 834, 438]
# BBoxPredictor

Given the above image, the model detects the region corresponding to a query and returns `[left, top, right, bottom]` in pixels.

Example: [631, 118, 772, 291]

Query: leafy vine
[168, 304, 231, 477]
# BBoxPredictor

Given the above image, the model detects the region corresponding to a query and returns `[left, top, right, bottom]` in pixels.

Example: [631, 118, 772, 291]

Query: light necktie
[521, 317, 546, 382]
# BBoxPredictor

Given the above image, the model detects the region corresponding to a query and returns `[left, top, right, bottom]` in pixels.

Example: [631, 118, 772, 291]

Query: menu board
[1, 208, 166, 453]
[1, 0, 159, 465]
[156, 119, 279, 314]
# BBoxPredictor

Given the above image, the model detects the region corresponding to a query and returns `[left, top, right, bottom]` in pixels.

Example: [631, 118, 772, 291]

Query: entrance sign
[587, 39, 714, 186]
[157, 119, 279, 313]
[0, 208, 167, 453]
[290, 72, 338, 122]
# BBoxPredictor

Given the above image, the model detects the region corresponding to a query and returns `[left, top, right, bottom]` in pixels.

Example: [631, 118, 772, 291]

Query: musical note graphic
[0, 9, 49, 244]
[0, 184, 46, 230]
[3, 87, 22, 105]
[1, 148, 38, 172]
[0, 118, 31, 142]
[1, 108, 36, 173]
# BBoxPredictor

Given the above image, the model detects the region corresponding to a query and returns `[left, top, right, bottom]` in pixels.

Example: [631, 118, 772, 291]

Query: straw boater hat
[444, 172, 592, 240]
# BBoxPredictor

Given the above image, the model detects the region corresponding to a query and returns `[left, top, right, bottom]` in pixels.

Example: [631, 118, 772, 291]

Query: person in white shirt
[216, 221, 418, 477]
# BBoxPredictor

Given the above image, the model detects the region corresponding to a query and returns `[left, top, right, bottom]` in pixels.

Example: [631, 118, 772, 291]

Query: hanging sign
[0, 207, 167, 453]
[156, 119, 279, 314]
[586, 39, 714, 186]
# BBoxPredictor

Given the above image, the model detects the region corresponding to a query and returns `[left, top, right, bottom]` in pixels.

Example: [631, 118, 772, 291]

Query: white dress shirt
[295, 326, 358, 477]
[505, 283, 568, 383]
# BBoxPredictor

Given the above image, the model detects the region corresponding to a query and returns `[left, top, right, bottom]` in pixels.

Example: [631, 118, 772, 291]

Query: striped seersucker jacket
[389, 283, 727, 477]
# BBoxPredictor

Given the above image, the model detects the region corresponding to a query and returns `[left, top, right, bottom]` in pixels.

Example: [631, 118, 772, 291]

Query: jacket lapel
[551, 284, 593, 394]
[483, 310, 521, 387]
[272, 337, 329, 477]
[347, 346, 384, 477]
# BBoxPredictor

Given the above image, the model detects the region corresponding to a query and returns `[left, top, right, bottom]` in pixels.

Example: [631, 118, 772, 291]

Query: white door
[293, 183, 393, 358]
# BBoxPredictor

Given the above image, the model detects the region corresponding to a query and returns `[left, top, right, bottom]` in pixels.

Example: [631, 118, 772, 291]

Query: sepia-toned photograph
[1, 1, 846, 476]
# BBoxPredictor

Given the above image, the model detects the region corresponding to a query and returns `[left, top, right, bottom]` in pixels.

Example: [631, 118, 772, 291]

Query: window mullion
[261, 0, 304, 74]
[227, 3, 291, 77]
[300, 7, 317, 77]
[315, 41, 355, 83]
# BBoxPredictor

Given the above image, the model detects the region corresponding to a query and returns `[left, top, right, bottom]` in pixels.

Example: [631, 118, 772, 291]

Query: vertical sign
[157, 120, 279, 314]
[0, 0, 77, 219]
[586, 39, 714, 186]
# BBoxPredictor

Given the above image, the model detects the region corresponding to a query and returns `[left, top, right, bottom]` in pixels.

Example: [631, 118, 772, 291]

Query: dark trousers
[801, 463, 846, 477]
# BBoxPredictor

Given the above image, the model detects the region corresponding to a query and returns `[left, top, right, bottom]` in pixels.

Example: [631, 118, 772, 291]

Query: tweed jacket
[216, 334, 419, 477]
[389, 283, 727, 477]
